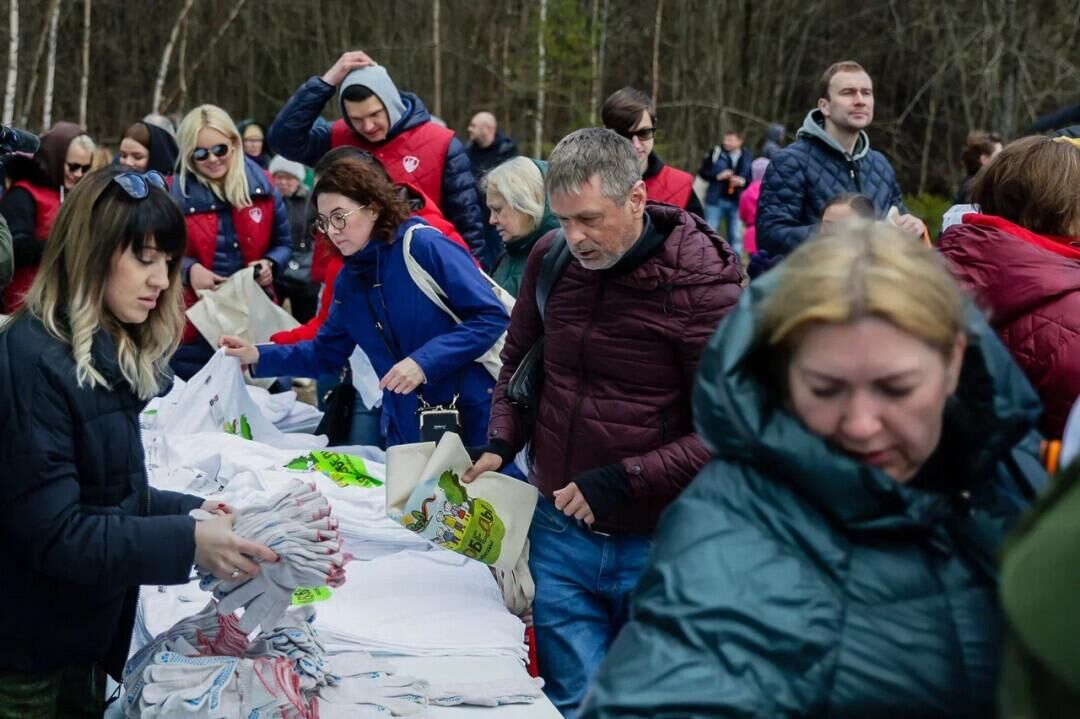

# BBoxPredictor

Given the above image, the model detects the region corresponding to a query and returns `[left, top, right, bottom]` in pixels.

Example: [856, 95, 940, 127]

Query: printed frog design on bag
[402, 469, 507, 564]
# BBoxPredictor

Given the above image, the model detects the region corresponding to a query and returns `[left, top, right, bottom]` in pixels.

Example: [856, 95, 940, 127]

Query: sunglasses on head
[67, 161, 92, 174]
[113, 170, 167, 199]
[617, 127, 657, 142]
[190, 143, 230, 162]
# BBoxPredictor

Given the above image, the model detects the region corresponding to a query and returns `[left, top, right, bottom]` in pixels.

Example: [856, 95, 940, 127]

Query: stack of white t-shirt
[315, 550, 527, 661]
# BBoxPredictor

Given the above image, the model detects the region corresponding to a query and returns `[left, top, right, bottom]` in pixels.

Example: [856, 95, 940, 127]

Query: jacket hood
[766, 123, 785, 142]
[615, 203, 744, 291]
[339, 66, 409, 135]
[37, 121, 86, 188]
[692, 269, 1042, 532]
[143, 123, 179, 175]
[939, 217, 1080, 326]
[796, 109, 869, 161]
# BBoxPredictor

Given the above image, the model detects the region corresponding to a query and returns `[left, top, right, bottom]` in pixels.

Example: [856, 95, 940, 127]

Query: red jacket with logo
[331, 120, 454, 208]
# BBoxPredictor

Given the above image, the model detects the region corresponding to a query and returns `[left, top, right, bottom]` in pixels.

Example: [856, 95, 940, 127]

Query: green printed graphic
[403, 469, 506, 565]
[291, 586, 332, 606]
[286, 451, 383, 488]
[223, 415, 253, 440]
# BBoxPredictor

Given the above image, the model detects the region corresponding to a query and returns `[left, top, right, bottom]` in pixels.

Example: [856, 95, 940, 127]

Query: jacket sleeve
[407, 231, 510, 384]
[888, 167, 910, 215]
[267, 77, 335, 168]
[0, 186, 43, 268]
[264, 188, 294, 270]
[0, 213, 11, 290]
[440, 138, 488, 262]
[580, 469, 832, 719]
[685, 188, 704, 218]
[254, 270, 356, 379]
[756, 151, 814, 255]
[1, 366, 198, 587]
[271, 259, 341, 344]
[619, 274, 741, 505]
[149, 489, 205, 517]
[697, 147, 719, 181]
[1040, 337, 1080, 438]
[487, 234, 552, 452]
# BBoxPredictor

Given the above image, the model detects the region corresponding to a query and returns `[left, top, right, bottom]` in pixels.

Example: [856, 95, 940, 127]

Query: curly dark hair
[312, 154, 410, 242]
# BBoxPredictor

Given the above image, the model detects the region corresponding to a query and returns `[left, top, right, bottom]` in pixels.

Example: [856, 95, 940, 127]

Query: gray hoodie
[338, 66, 408, 133]
[796, 109, 870, 161]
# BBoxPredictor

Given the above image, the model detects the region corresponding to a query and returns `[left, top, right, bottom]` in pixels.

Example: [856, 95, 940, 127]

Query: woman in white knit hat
[269, 156, 319, 322]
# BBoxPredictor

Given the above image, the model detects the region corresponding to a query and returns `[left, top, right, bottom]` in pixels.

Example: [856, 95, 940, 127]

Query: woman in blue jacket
[221, 152, 509, 447]
[582, 223, 1047, 718]
[0, 168, 275, 716]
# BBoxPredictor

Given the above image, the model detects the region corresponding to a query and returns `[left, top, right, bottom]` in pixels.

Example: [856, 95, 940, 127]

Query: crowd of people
[0, 48, 1079, 718]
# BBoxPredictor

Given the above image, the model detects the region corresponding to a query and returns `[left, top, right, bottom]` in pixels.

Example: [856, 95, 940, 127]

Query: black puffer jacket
[0, 315, 203, 678]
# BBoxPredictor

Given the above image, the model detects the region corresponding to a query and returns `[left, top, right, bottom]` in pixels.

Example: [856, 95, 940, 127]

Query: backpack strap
[535, 231, 571, 321]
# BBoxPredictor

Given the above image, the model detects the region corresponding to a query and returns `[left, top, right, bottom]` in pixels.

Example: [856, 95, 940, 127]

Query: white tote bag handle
[401, 225, 513, 380]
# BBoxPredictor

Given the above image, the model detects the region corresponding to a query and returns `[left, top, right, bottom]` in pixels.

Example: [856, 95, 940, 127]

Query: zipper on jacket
[561, 281, 607, 485]
[660, 411, 669, 444]
[848, 160, 863, 193]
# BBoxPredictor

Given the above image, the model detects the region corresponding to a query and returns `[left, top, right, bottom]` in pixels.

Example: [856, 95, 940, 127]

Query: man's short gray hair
[546, 128, 642, 203]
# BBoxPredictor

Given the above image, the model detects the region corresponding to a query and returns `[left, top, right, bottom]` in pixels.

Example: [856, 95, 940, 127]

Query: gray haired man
[464, 128, 744, 716]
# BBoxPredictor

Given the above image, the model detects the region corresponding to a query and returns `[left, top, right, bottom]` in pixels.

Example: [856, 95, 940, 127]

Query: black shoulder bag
[314, 365, 356, 445]
[505, 232, 572, 417]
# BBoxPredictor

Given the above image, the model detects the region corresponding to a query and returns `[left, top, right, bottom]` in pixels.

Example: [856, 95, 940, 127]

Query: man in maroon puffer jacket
[465, 128, 744, 716]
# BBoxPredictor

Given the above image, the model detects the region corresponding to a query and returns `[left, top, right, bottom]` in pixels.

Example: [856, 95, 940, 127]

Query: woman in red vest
[601, 87, 704, 217]
[169, 104, 292, 379]
[0, 122, 95, 313]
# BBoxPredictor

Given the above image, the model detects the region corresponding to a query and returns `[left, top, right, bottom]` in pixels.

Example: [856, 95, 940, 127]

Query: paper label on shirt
[285, 451, 384, 488]
[291, 586, 332, 606]
[401, 469, 506, 565]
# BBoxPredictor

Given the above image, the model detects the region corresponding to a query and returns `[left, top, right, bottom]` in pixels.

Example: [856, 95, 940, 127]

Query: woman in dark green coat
[581, 223, 1047, 718]
[483, 157, 559, 298]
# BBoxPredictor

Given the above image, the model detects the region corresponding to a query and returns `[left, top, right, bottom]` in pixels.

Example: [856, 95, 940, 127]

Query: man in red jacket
[465, 128, 743, 717]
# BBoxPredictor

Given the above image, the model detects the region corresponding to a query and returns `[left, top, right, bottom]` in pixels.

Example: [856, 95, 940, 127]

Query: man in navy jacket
[756, 60, 926, 256]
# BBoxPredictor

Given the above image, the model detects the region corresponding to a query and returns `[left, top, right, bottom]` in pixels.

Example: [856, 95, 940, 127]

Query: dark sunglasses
[617, 127, 657, 142]
[66, 161, 92, 174]
[190, 143, 230, 162]
[113, 170, 167, 199]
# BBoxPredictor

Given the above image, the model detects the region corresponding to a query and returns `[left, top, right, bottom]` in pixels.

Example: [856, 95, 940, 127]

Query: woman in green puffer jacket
[483, 157, 559, 298]
[581, 223, 1048, 718]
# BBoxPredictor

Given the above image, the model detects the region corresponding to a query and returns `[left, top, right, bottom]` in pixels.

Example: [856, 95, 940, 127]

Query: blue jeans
[705, 197, 743, 255]
[528, 497, 652, 718]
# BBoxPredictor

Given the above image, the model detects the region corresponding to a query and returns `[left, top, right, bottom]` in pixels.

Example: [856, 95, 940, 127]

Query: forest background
[2, 0, 1078, 224]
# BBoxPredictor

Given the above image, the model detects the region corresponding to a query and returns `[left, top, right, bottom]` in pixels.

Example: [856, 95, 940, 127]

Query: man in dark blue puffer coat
[756, 60, 926, 256]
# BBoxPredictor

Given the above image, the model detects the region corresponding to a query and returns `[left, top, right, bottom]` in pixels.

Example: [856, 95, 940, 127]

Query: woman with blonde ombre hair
[582, 223, 1047, 719]
[170, 104, 291, 378]
[0, 166, 276, 715]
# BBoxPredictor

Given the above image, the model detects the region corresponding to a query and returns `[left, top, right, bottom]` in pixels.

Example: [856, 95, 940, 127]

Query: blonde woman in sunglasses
[170, 104, 293, 379]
